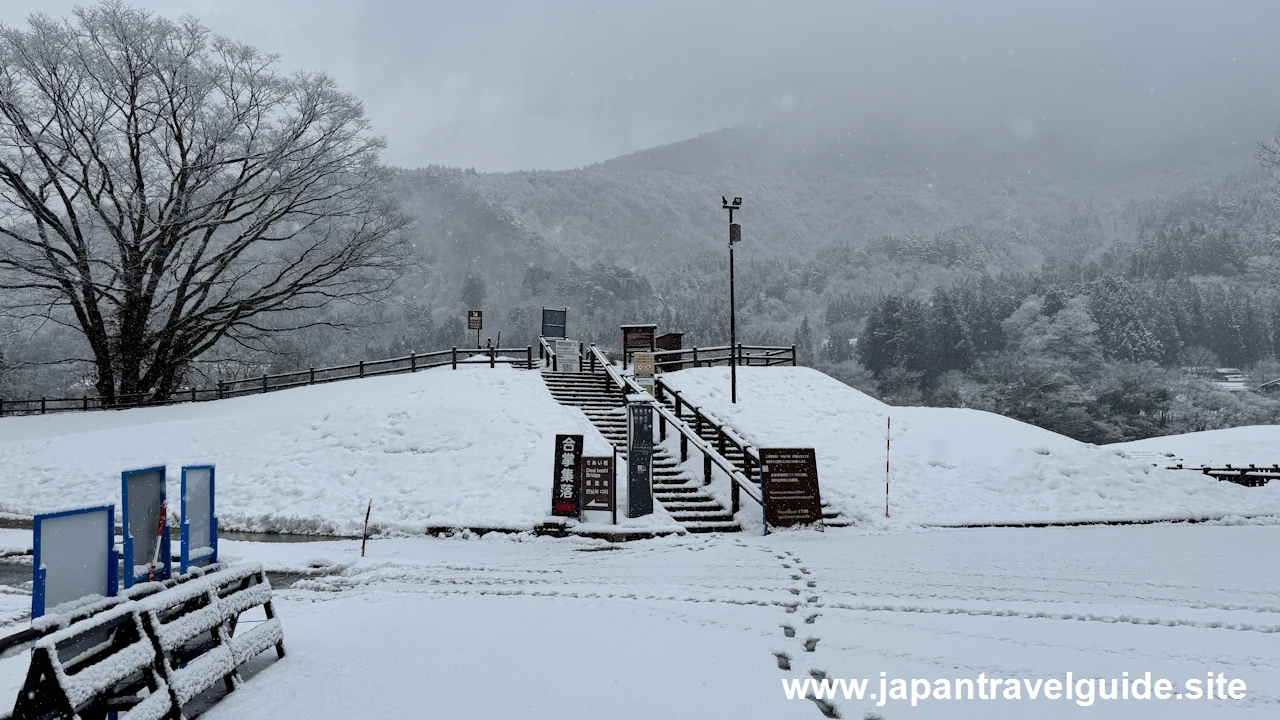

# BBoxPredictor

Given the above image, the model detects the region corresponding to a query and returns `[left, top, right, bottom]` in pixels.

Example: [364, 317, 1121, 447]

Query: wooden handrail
[588, 344, 762, 511]
[655, 377, 761, 469]
[1, 345, 538, 416]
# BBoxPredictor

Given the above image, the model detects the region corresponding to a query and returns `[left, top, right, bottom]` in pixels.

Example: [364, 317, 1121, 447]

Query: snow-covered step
[541, 371, 740, 533]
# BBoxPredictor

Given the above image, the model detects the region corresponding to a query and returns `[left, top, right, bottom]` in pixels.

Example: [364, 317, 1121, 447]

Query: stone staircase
[541, 370, 741, 533]
[653, 392, 852, 528]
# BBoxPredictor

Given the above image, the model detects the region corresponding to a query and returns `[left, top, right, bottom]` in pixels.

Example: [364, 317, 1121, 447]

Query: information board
[122, 466, 171, 587]
[541, 307, 568, 339]
[760, 448, 824, 530]
[627, 403, 654, 517]
[555, 339, 580, 373]
[467, 309, 483, 330]
[582, 456, 615, 521]
[552, 434, 584, 518]
[632, 352, 655, 395]
[31, 506, 117, 618]
[180, 465, 218, 573]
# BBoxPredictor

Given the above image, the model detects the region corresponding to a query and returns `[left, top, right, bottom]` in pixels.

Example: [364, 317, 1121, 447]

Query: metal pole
[730, 240, 737, 404]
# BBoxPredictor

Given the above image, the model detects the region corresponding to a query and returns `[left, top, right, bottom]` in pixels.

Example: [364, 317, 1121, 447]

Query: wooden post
[310, 367, 316, 384]
[410, 352, 417, 372]
[490, 346, 496, 368]
[681, 433, 688, 462]
[218, 382, 225, 399]
[692, 346, 699, 368]
[703, 454, 711, 486]
[526, 345, 532, 369]
[191, 387, 197, 403]
[791, 344, 798, 366]
[731, 479, 740, 514]
[359, 360, 365, 377]
[452, 347, 457, 370]
[0, 399, 4, 416]
[41, 397, 46, 414]
[262, 374, 268, 393]
[718, 428, 726, 455]
[83, 396, 89, 410]
[695, 412, 703, 436]
[361, 500, 372, 557]
[659, 414, 666, 442]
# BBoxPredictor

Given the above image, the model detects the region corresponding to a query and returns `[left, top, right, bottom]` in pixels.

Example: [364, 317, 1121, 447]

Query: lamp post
[722, 196, 742, 403]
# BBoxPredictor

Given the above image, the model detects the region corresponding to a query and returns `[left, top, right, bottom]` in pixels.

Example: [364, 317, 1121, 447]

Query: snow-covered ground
[1109, 425, 1280, 467]
[0, 367, 674, 535]
[661, 367, 1280, 526]
[4, 524, 1276, 718]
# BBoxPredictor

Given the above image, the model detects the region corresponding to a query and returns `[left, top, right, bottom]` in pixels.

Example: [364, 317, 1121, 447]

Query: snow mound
[661, 367, 1280, 526]
[1108, 425, 1280, 468]
[0, 366, 672, 535]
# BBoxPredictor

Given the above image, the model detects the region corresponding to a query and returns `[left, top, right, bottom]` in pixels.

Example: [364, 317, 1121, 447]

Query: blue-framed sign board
[180, 465, 218, 573]
[122, 466, 171, 588]
[32, 506, 117, 618]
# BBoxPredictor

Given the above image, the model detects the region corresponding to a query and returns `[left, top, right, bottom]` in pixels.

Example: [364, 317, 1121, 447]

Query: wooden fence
[0, 346, 537, 417]
[650, 344, 796, 373]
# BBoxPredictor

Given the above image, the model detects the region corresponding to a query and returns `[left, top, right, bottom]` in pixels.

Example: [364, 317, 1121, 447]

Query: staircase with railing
[540, 343, 777, 533]
[654, 376, 851, 527]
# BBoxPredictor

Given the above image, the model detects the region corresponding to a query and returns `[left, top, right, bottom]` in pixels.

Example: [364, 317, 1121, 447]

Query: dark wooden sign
[621, 324, 656, 350]
[760, 448, 824, 530]
[552, 434, 584, 518]
[467, 309, 483, 331]
[627, 404, 654, 517]
[542, 307, 567, 338]
[582, 456, 615, 521]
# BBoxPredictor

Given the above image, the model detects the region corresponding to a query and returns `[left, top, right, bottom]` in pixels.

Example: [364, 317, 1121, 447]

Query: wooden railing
[651, 344, 796, 373]
[653, 377, 763, 487]
[588, 344, 763, 516]
[0, 346, 537, 417]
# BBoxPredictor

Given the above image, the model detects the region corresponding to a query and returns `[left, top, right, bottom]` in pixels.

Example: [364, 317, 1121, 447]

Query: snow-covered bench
[5, 563, 285, 720]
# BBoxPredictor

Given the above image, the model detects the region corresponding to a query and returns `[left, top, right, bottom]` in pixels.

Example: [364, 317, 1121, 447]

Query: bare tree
[0, 2, 411, 402]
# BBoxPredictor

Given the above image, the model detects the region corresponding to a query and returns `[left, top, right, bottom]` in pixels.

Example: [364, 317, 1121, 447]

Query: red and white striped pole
[885, 417, 891, 518]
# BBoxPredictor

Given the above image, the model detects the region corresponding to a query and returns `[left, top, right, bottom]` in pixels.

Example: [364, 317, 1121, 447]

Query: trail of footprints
[767, 548, 841, 719]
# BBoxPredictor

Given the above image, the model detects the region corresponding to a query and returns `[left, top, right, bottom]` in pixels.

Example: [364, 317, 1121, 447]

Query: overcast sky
[3, 0, 1279, 172]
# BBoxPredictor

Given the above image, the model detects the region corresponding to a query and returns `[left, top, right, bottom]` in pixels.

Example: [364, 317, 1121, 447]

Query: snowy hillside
[1108, 426, 1280, 467]
[661, 367, 1280, 526]
[0, 367, 666, 535]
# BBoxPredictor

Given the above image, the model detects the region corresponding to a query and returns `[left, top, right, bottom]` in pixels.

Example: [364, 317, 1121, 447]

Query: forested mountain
[4, 120, 1277, 445]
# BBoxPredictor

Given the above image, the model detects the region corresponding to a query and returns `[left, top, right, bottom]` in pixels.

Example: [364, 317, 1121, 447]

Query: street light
[722, 196, 743, 403]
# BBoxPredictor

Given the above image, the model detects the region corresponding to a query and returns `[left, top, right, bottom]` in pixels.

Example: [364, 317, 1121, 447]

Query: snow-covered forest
[6, 120, 1280, 444]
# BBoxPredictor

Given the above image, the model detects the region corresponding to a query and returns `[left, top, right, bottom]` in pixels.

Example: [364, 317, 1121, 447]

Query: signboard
[621, 324, 656, 369]
[467, 309, 483, 331]
[31, 506, 117, 618]
[582, 456, 616, 523]
[555, 339, 580, 374]
[760, 448, 824, 530]
[542, 307, 568, 339]
[627, 403, 654, 517]
[122, 466, 171, 588]
[633, 352, 655, 395]
[180, 465, 218, 573]
[552, 434, 585, 518]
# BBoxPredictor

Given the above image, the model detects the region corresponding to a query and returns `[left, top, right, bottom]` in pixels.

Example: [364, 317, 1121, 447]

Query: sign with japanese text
[622, 324, 656, 351]
[582, 456, 615, 517]
[760, 448, 824, 530]
[467, 310, 483, 331]
[551, 434, 584, 518]
[555, 339, 580, 373]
